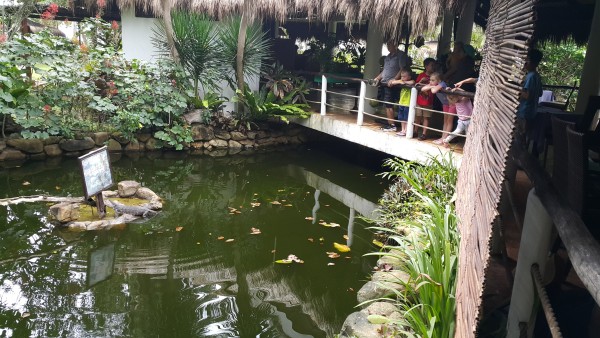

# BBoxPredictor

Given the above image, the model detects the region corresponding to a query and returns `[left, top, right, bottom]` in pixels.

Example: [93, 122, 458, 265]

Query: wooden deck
[293, 112, 464, 165]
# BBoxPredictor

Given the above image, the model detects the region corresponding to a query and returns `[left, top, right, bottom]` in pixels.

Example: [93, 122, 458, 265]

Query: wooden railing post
[506, 188, 555, 337]
[406, 87, 418, 139]
[357, 81, 366, 126]
[320, 75, 327, 116]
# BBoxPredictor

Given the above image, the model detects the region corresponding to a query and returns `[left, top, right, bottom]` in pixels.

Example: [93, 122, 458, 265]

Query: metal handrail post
[320, 75, 327, 115]
[406, 87, 418, 139]
[357, 81, 366, 125]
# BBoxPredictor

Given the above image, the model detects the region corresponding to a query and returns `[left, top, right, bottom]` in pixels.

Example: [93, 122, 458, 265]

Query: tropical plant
[155, 10, 224, 98]
[263, 63, 309, 104]
[219, 15, 272, 90]
[233, 85, 310, 130]
[362, 153, 459, 337]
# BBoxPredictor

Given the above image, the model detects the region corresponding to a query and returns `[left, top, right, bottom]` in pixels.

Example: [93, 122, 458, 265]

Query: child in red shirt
[415, 58, 436, 140]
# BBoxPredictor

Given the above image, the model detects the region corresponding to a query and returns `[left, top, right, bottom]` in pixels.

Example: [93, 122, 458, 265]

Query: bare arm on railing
[454, 77, 478, 88]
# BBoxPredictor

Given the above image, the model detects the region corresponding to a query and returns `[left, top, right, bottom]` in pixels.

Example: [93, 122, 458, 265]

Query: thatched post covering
[454, 0, 536, 336]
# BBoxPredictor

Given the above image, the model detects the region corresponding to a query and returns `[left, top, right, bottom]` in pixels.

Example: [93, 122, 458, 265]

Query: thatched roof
[114, 0, 466, 39]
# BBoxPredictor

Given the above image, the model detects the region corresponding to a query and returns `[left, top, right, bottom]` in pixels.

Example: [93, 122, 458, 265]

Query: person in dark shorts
[373, 41, 408, 132]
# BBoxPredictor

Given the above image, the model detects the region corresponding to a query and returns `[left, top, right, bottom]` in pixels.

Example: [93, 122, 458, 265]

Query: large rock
[183, 109, 204, 124]
[145, 138, 159, 151]
[124, 139, 141, 152]
[106, 139, 122, 152]
[59, 137, 95, 152]
[44, 144, 62, 157]
[111, 133, 130, 145]
[0, 141, 6, 151]
[191, 125, 214, 141]
[0, 149, 26, 161]
[118, 180, 141, 197]
[228, 140, 242, 149]
[92, 132, 110, 146]
[7, 138, 44, 153]
[239, 140, 255, 148]
[208, 139, 228, 148]
[230, 131, 247, 141]
[42, 136, 62, 145]
[339, 312, 381, 338]
[356, 270, 410, 304]
[214, 130, 231, 140]
[49, 202, 80, 222]
[136, 133, 152, 143]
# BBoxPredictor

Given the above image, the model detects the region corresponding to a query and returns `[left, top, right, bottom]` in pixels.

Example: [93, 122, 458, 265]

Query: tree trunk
[236, 10, 248, 91]
[161, 0, 178, 61]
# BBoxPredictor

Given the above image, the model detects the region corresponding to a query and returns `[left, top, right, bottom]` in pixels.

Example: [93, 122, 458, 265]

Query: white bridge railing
[306, 73, 475, 140]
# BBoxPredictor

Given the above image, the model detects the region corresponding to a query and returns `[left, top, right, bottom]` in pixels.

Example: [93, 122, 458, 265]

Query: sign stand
[79, 146, 113, 219]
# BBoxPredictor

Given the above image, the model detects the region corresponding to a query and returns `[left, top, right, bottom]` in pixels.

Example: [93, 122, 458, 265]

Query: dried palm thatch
[454, 0, 536, 336]
[112, 0, 466, 39]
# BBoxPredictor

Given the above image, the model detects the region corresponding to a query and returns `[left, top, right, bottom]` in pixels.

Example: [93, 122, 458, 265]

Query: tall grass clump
[365, 153, 459, 338]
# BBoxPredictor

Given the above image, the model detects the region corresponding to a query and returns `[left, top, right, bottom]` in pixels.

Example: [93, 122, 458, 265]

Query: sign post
[78, 146, 113, 218]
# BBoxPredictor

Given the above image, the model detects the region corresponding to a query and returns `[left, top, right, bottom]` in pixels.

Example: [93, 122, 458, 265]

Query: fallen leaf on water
[307, 238, 314, 242]
[276, 254, 304, 264]
[217, 236, 225, 240]
[324, 204, 330, 207]
[196, 242, 200, 245]
[22, 181, 30, 186]
[327, 262, 335, 266]
[250, 202, 261, 207]
[281, 199, 287, 202]
[278, 189, 285, 192]
[21, 312, 30, 318]
[348, 288, 355, 292]
[343, 235, 349, 240]
[334, 242, 351, 253]
[305, 216, 314, 221]
[55, 186, 61, 190]
[319, 237, 324, 242]
[225, 239, 235, 243]
[175, 226, 183, 232]
[271, 201, 281, 205]
[345, 256, 352, 259]
[319, 221, 340, 228]
[372, 240, 384, 248]
[254, 193, 258, 196]
[290, 192, 295, 195]
[284, 204, 293, 207]
[250, 227, 261, 235]
[327, 252, 340, 258]
[326, 169, 331, 172]
[235, 211, 241, 214]
[271, 249, 276, 253]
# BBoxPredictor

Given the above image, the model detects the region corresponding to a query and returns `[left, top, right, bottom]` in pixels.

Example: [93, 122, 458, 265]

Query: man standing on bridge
[373, 40, 408, 132]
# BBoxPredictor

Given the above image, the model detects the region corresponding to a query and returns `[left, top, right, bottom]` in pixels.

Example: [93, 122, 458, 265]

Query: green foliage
[168, 11, 224, 96]
[0, 27, 188, 140]
[538, 40, 585, 110]
[153, 122, 193, 150]
[263, 62, 310, 104]
[363, 153, 459, 337]
[233, 85, 310, 130]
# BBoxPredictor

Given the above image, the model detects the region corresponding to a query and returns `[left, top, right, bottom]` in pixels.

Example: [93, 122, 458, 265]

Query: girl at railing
[415, 58, 436, 140]
[443, 87, 473, 147]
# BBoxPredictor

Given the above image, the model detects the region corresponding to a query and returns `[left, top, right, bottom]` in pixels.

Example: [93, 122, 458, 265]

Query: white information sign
[79, 146, 113, 198]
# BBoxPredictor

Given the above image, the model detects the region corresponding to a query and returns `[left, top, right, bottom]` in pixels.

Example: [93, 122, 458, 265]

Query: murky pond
[0, 147, 386, 337]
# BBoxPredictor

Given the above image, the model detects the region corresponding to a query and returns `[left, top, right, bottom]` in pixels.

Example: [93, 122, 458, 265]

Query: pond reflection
[0, 148, 385, 337]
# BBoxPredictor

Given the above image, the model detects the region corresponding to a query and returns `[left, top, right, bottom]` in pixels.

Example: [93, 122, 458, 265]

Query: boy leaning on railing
[388, 69, 415, 136]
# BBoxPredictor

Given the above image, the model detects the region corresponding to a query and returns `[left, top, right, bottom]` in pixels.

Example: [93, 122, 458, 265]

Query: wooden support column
[438, 10, 454, 58]
[575, 0, 600, 114]
[455, 0, 476, 44]
[364, 21, 383, 114]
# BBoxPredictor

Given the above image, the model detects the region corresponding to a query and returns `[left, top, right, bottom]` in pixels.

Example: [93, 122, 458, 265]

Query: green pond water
[0, 147, 386, 337]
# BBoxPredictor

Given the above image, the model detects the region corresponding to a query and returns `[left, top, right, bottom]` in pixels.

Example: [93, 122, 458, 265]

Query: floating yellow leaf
[284, 204, 293, 207]
[372, 240, 384, 248]
[327, 262, 335, 266]
[305, 217, 314, 221]
[250, 227, 261, 235]
[250, 202, 261, 207]
[275, 259, 293, 264]
[22, 181, 30, 186]
[271, 201, 281, 205]
[333, 242, 351, 253]
[327, 252, 340, 258]
[225, 239, 235, 243]
[307, 238, 314, 242]
[343, 235, 349, 240]
[175, 226, 183, 232]
[55, 186, 61, 190]
[253, 193, 258, 196]
[319, 237, 324, 242]
[217, 236, 225, 240]
[320, 221, 340, 228]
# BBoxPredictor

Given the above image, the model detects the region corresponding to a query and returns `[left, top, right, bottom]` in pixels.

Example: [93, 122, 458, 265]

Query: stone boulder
[59, 137, 95, 152]
[44, 144, 62, 157]
[92, 132, 110, 146]
[124, 139, 141, 152]
[49, 202, 80, 222]
[215, 130, 231, 140]
[107, 139, 122, 152]
[145, 138, 159, 151]
[191, 125, 214, 141]
[0, 141, 6, 151]
[228, 140, 242, 149]
[111, 133, 130, 145]
[357, 270, 410, 304]
[339, 312, 381, 338]
[0, 149, 26, 161]
[118, 180, 141, 197]
[183, 109, 204, 124]
[7, 138, 44, 153]
[230, 131, 246, 141]
[136, 133, 152, 143]
[208, 139, 228, 149]
[42, 136, 62, 145]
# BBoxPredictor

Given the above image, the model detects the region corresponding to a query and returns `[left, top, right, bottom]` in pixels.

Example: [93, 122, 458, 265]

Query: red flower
[43, 105, 52, 113]
[41, 3, 59, 20]
[48, 3, 59, 13]
[111, 20, 119, 30]
[0, 34, 6, 44]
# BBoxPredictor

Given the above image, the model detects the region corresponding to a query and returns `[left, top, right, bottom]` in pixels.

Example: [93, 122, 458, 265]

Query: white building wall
[120, 8, 161, 62]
